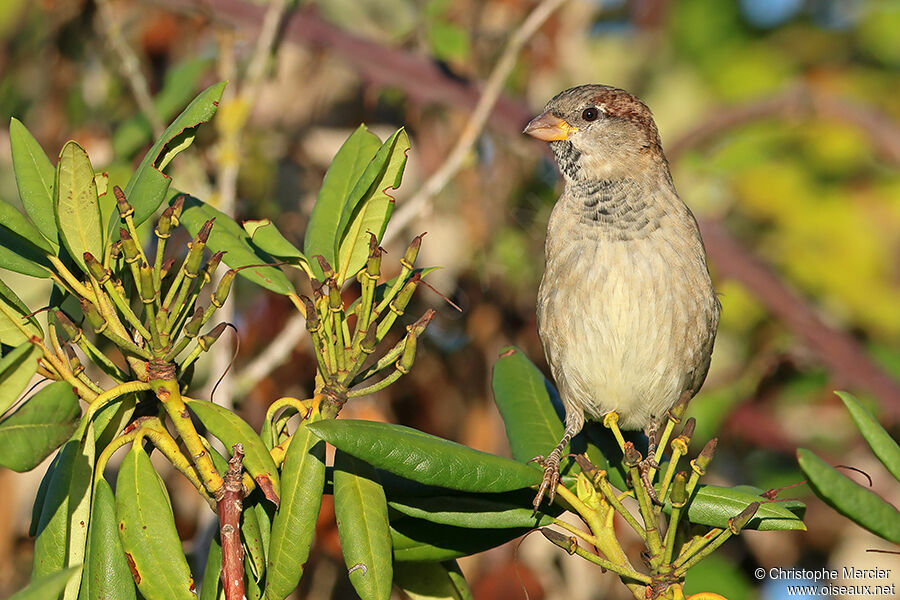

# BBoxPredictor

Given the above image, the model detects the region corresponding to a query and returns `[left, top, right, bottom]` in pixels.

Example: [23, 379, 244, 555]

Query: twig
[218, 443, 246, 600]
[387, 0, 571, 236]
[95, 0, 165, 136]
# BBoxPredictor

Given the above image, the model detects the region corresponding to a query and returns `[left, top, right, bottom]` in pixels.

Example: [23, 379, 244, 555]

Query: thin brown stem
[218, 443, 246, 600]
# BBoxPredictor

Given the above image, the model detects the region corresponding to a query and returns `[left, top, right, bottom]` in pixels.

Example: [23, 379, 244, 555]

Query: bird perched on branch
[524, 84, 720, 510]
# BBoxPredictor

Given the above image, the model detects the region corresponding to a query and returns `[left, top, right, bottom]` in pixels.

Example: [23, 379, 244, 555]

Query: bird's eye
[582, 107, 599, 122]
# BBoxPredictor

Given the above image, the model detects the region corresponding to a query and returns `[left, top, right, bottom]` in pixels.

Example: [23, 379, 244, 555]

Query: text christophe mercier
[765, 567, 892, 581]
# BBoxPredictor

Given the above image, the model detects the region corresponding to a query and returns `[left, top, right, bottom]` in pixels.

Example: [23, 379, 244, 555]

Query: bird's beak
[523, 111, 577, 141]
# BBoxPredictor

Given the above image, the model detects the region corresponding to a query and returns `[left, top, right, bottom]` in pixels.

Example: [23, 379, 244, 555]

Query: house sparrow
[524, 85, 720, 510]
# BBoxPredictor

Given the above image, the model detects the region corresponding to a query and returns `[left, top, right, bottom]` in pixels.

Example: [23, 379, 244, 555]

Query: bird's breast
[537, 188, 719, 429]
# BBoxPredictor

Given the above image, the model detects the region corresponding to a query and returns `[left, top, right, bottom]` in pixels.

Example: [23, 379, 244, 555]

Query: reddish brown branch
[219, 443, 245, 600]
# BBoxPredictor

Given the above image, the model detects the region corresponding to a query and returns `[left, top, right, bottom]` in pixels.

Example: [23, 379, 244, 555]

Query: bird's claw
[638, 457, 662, 505]
[531, 453, 561, 515]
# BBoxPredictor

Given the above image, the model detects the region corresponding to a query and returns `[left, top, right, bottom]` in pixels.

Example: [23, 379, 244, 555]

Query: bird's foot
[638, 455, 661, 505]
[530, 452, 562, 514]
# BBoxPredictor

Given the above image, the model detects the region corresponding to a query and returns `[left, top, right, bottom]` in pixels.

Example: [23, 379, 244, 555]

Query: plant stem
[219, 443, 246, 600]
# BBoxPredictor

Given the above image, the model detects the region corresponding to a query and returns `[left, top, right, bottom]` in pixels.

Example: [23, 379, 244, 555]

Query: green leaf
[179, 196, 295, 295]
[0, 341, 41, 415]
[184, 397, 281, 505]
[491, 346, 566, 463]
[335, 128, 409, 284]
[682, 484, 806, 531]
[394, 560, 473, 600]
[265, 423, 326, 600]
[307, 420, 541, 493]
[9, 566, 82, 600]
[113, 57, 214, 158]
[0, 381, 79, 472]
[116, 445, 196, 599]
[124, 81, 226, 227]
[0, 220, 53, 277]
[333, 451, 393, 600]
[0, 198, 53, 253]
[81, 479, 137, 600]
[490, 347, 625, 489]
[32, 435, 94, 579]
[836, 391, 900, 482]
[798, 448, 900, 543]
[199, 534, 223, 600]
[55, 141, 102, 273]
[243, 218, 310, 272]
[388, 494, 554, 530]
[0, 279, 42, 345]
[391, 517, 527, 562]
[9, 117, 58, 247]
[304, 125, 381, 280]
[241, 498, 268, 583]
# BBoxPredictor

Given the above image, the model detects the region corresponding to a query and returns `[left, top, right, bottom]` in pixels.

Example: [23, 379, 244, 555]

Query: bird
[523, 84, 720, 510]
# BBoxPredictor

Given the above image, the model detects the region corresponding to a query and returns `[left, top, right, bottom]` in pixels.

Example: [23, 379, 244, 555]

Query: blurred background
[0, 0, 898, 598]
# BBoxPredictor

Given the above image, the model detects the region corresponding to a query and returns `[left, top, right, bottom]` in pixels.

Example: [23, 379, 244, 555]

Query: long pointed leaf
[55, 141, 102, 273]
[335, 129, 408, 284]
[0, 380, 79, 472]
[306, 419, 542, 493]
[836, 391, 900, 482]
[334, 451, 392, 600]
[81, 479, 137, 600]
[9, 566, 81, 600]
[304, 125, 381, 280]
[116, 445, 197, 599]
[124, 82, 226, 227]
[0, 198, 53, 253]
[798, 448, 900, 543]
[0, 341, 41, 416]
[265, 423, 326, 600]
[0, 280, 41, 345]
[9, 117, 58, 247]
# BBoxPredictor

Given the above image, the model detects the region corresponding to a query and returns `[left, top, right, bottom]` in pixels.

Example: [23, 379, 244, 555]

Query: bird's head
[524, 84, 664, 182]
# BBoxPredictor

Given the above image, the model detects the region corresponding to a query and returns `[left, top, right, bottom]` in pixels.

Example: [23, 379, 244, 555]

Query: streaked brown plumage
[524, 85, 720, 509]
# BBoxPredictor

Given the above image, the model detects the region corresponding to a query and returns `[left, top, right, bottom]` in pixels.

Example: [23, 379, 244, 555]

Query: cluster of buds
[539, 396, 761, 600]
[301, 233, 434, 418]
[51, 187, 233, 385]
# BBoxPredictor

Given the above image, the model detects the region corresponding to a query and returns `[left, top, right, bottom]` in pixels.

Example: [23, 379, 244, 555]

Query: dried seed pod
[184, 307, 205, 338]
[170, 194, 187, 226]
[670, 472, 688, 508]
[160, 257, 176, 280]
[198, 322, 228, 351]
[156, 206, 176, 238]
[389, 272, 421, 315]
[728, 502, 760, 534]
[203, 251, 226, 282]
[396, 331, 418, 374]
[212, 269, 236, 308]
[315, 255, 335, 280]
[365, 237, 383, 279]
[185, 219, 214, 276]
[79, 298, 106, 333]
[400, 233, 425, 269]
[83, 252, 110, 284]
[692, 438, 718, 476]
[139, 263, 155, 303]
[301, 296, 319, 331]
[360, 325, 377, 354]
[120, 229, 141, 264]
[114, 185, 134, 218]
[540, 529, 578, 555]
[53, 310, 81, 341]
